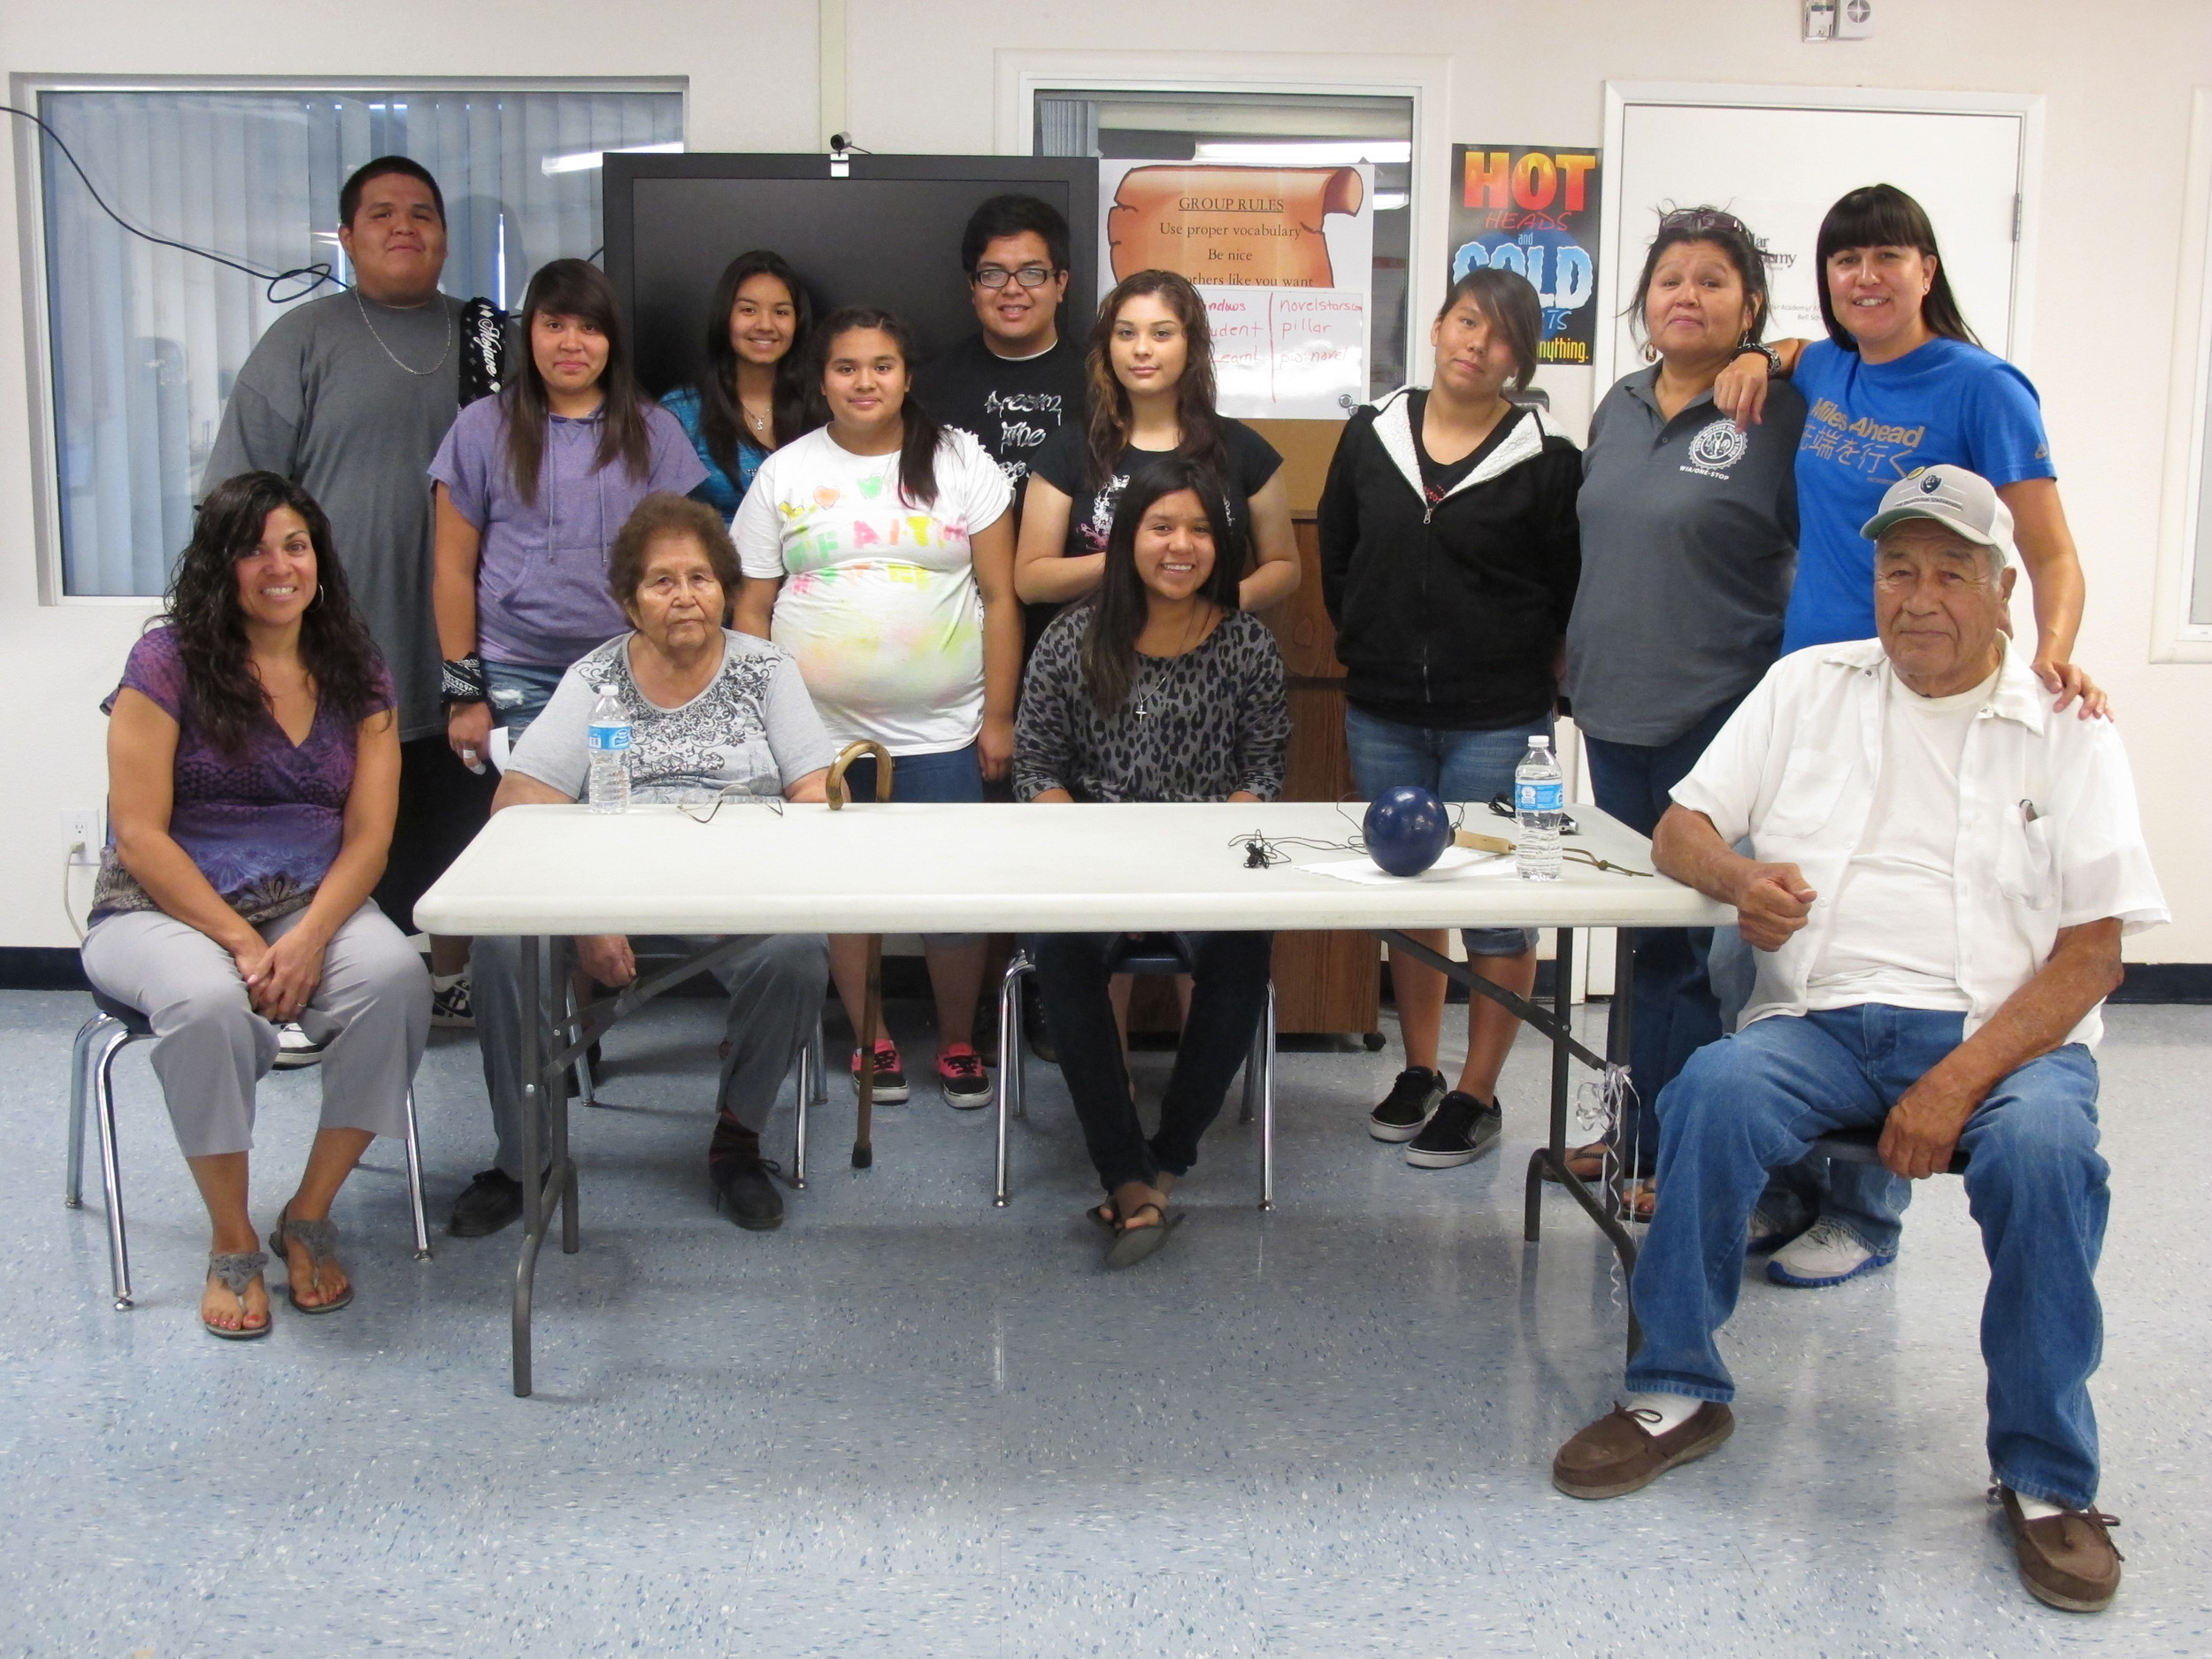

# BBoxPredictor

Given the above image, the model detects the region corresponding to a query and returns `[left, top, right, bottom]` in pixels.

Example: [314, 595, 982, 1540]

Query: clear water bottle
[1515, 735, 1563, 880]
[586, 684, 631, 814]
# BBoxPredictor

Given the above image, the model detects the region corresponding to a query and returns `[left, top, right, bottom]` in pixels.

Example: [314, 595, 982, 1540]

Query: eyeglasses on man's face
[973, 264, 1056, 289]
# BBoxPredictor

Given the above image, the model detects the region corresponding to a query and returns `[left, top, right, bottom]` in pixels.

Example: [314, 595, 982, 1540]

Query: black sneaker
[849, 1040, 910, 1103]
[1368, 1066, 1445, 1142]
[936, 1043, 993, 1110]
[430, 974, 474, 1028]
[710, 1142, 787, 1231]
[1405, 1091, 1503, 1168]
[447, 1168, 524, 1237]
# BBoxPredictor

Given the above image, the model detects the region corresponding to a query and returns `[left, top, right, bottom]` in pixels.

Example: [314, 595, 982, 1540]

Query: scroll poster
[1099, 162, 1374, 419]
[1447, 145, 1601, 366]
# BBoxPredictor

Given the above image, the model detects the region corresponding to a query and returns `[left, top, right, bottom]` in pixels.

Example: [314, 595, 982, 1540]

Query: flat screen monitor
[603, 154, 1099, 398]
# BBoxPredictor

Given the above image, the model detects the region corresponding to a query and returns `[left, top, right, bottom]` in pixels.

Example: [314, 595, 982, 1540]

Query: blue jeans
[1626, 1007, 2108, 1507]
[1583, 698, 1740, 1174]
[1344, 704, 1549, 958]
[486, 660, 569, 741]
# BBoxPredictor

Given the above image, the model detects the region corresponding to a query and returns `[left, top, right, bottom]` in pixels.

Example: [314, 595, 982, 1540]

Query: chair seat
[1813, 1122, 1969, 1176]
[1104, 933, 1194, 978]
[89, 990, 151, 1036]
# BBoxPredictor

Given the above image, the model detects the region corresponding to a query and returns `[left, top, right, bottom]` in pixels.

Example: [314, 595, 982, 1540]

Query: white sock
[2012, 1492, 2066, 1520]
[1620, 1391, 1704, 1434]
[432, 971, 465, 992]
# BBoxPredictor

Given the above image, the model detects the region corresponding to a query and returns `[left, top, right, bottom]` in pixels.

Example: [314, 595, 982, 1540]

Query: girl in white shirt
[734, 307, 1018, 1108]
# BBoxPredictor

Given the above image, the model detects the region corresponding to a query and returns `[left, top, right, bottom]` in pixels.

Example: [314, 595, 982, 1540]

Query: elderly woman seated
[82, 471, 431, 1340]
[448, 494, 834, 1240]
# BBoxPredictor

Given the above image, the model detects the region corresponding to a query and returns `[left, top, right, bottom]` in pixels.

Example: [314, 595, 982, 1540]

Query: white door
[1597, 92, 2034, 388]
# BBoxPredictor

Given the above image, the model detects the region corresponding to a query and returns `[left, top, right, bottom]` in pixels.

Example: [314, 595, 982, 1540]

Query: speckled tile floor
[2, 987, 2207, 1658]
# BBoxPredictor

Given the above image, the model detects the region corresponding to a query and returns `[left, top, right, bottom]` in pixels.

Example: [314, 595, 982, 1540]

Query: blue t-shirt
[661, 384, 766, 518]
[1783, 335, 2054, 652]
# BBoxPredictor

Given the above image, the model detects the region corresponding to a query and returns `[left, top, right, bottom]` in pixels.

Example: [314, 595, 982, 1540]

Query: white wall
[7, 1, 2212, 960]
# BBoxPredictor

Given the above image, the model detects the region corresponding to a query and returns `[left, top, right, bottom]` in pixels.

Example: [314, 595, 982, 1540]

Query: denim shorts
[485, 660, 570, 741]
[1344, 703, 1550, 957]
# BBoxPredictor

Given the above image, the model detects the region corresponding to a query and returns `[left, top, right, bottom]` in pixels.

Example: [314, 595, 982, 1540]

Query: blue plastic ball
[1363, 786, 1452, 877]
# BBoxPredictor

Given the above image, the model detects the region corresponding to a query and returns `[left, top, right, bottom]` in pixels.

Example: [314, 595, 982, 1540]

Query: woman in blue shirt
[1717, 184, 2097, 710]
[662, 250, 815, 517]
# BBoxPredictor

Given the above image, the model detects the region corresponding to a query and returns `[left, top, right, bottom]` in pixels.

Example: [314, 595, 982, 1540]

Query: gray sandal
[1105, 1201, 1182, 1270]
[267, 1213, 353, 1314]
[204, 1250, 272, 1340]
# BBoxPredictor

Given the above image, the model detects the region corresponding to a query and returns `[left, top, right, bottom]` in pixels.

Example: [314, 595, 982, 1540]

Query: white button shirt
[1671, 638, 2168, 1047]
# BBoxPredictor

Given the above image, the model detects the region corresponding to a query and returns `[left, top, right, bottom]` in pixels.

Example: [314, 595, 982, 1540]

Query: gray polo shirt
[1563, 367, 1806, 748]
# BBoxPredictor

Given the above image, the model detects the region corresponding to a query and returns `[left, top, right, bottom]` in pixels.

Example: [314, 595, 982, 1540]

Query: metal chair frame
[65, 1001, 431, 1312]
[992, 941, 1277, 1210]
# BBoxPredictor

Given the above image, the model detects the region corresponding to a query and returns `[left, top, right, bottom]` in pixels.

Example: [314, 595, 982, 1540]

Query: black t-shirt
[1028, 416, 1283, 559]
[1409, 390, 1524, 505]
[913, 333, 1088, 496]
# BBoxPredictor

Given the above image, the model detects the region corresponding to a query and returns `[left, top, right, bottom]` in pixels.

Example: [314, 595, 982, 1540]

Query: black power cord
[4, 102, 342, 303]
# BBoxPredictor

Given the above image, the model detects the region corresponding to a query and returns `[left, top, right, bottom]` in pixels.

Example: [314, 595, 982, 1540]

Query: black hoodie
[1317, 388, 1581, 729]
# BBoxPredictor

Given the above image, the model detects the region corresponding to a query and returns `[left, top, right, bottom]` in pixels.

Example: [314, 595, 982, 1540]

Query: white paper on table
[1295, 846, 1522, 886]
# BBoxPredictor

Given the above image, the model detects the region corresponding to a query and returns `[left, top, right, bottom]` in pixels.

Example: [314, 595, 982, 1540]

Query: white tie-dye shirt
[735, 426, 1012, 755]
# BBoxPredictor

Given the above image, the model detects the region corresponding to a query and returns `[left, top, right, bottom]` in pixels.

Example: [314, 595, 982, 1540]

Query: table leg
[1525, 926, 1578, 1244]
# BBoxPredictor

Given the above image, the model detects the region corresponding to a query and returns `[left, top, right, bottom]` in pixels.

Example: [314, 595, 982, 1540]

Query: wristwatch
[1732, 341, 1783, 378]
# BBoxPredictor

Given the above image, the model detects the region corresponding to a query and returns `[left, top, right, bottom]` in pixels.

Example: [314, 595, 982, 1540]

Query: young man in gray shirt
[204, 157, 492, 1022]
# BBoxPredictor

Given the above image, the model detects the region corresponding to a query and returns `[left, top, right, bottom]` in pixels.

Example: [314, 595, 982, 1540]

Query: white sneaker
[272, 1022, 326, 1070]
[431, 973, 474, 1028]
[1766, 1217, 1894, 1287]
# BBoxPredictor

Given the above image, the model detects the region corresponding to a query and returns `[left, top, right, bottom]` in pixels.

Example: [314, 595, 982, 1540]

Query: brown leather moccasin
[1996, 1486, 2123, 1612]
[1552, 1402, 1734, 1499]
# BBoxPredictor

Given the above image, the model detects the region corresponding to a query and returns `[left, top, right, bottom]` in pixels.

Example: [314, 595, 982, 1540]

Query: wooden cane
[826, 741, 895, 1168]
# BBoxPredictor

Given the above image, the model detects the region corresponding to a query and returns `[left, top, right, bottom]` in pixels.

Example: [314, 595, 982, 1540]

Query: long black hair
[503, 257, 653, 504]
[694, 250, 815, 480]
[162, 472, 385, 755]
[1623, 205, 1772, 349]
[813, 306, 942, 508]
[1079, 455, 1244, 716]
[1083, 270, 1228, 492]
[1815, 184, 1978, 351]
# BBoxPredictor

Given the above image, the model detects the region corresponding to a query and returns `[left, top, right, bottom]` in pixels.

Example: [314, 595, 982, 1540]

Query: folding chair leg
[566, 981, 600, 1107]
[402, 1086, 432, 1260]
[91, 1033, 134, 1310]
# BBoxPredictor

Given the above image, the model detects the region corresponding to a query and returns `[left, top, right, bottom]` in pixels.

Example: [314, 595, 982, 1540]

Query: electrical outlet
[60, 808, 105, 866]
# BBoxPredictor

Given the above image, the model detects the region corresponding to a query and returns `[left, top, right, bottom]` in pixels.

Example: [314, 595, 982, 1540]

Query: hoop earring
[310, 583, 325, 609]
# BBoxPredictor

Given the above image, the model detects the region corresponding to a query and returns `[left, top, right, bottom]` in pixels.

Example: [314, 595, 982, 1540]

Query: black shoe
[1367, 1066, 1445, 1142]
[710, 1120, 787, 1231]
[1405, 1091, 1503, 1168]
[447, 1168, 525, 1237]
[1023, 979, 1056, 1064]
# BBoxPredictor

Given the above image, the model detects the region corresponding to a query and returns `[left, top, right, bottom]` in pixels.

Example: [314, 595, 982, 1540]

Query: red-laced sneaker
[849, 1040, 910, 1103]
[936, 1042, 992, 1110]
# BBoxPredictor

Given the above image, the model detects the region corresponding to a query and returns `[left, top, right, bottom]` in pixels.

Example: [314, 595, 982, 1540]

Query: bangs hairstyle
[1079, 455, 1244, 716]
[503, 257, 653, 505]
[608, 493, 742, 614]
[164, 472, 386, 757]
[1083, 270, 1226, 491]
[1815, 183, 1978, 350]
[1624, 206, 1772, 348]
[695, 250, 818, 479]
[814, 306, 943, 508]
[339, 154, 444, 227]
[1436, 268, 1541, 389]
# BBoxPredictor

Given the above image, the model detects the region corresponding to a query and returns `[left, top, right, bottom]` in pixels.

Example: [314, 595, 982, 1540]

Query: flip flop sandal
[203, 1250, 272, 1340]
[267, 1212, 355, 1314]
[1539, 1142, 1612, 1184]
[1615, 1179, 1657, 1225]
[1105, 1201, 1183, 1270]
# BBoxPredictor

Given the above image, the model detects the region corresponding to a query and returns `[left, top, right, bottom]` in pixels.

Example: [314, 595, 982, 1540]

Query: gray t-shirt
[509, 629, 836, 803]
[204, 290, 467, 742]
[1563, 368, 1806, 748]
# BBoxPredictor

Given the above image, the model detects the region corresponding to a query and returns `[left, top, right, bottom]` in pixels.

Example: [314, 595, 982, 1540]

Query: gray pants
[472, 933, 827, 1179]
[81, 902, 430, 1158]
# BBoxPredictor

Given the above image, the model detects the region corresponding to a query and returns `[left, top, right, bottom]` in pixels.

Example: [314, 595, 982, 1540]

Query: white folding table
[417, 800, 1731, 1396]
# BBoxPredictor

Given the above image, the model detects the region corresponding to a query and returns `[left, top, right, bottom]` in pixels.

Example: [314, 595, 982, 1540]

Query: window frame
[2153, 88, 2212, 661]
[9, 73, 687, 607]
[994, 50, 1450, 389]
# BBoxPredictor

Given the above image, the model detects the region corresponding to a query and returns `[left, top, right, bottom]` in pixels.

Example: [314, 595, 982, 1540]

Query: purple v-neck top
[90, 626, 395, 926]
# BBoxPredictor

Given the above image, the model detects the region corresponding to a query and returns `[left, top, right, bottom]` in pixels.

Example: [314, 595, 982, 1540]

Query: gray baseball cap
[1860, 464, 2015, 565]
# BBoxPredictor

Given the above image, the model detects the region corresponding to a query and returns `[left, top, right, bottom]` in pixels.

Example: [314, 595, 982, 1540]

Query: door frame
[1595, 81, 2047, 394]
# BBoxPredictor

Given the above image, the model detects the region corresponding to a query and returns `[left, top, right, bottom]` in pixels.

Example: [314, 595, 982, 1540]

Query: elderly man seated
[1549, 465, 2166, 1614]
[447, 495, 834, 1240]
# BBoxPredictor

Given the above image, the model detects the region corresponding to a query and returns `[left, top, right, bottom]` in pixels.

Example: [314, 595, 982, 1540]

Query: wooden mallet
[826, 741, 895, 1168]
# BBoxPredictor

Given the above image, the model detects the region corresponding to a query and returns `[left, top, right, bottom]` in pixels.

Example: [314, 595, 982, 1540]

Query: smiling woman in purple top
[81, 472, 432, 1341]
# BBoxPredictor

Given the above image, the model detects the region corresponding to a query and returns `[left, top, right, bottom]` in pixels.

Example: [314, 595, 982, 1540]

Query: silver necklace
[355, 287, 454, 377]
[1132, 605, 1210, 718]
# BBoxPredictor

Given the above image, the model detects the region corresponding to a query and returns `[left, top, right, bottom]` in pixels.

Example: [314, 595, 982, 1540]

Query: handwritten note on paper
[1201, 287, 1367, 419]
